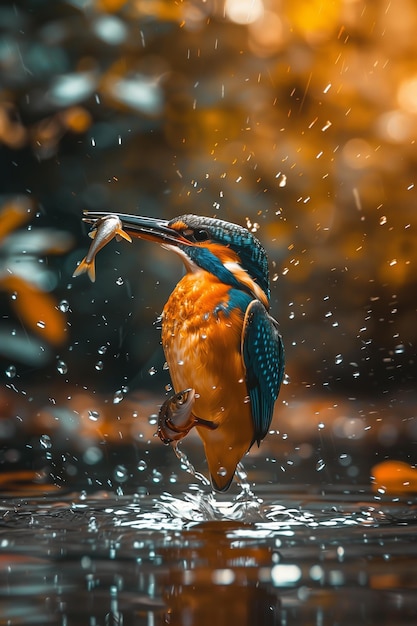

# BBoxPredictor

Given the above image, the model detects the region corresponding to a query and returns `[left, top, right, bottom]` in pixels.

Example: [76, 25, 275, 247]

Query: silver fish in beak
[73, 215, 132, 282]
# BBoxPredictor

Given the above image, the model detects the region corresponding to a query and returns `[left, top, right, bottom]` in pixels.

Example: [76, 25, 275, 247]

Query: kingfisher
[81, 211, 285, 491]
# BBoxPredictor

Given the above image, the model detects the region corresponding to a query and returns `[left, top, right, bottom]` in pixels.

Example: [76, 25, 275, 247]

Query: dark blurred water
[1, 454, 417, 625]
[1, 389, 417, 624]
[1, 489, 417, 625]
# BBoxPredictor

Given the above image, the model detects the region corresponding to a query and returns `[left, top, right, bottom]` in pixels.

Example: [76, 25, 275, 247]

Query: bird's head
[83, 212, 271, 307]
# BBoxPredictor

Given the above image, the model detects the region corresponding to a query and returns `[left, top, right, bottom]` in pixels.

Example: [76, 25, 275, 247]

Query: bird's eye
[193, 229, 209, 242]
[182, 227, 210, 242]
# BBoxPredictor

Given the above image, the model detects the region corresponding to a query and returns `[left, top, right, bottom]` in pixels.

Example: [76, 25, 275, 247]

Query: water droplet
[113, 389, 124, 404]
[56, 360, 68, 375]
[217, 466, 227, 477]
[379, 215, 387, 225]
[338, 453, 352, 467]
[148, 366, 157, 376]
[152, 469, 163, 483]
[95, 361, 104, 371]
[337, 546, 345, 561]
[40, 434, 52, 449]
[316, 459, 326, 471]
[335, 354, 343, 365]
[148, 414, 157, 425]
[165, 384, 172, 392]
[98, 345, 107, 355]
[83, 446, 103, 465]
[236, 464, 248, 483]
[88, 410, 100, 422]
[37, 320, 46, 329]
[137, 460, 147, 472]
[115, 276, 124, 286]
[5, 365, 16, 379]
[58, 300, 70, 313]
[283, 373, 290, 385]
[114, 464, 128, 482]
[394, 344, 405, 354]
[11, 291, 17, 300]
[163, 361, 169, 370]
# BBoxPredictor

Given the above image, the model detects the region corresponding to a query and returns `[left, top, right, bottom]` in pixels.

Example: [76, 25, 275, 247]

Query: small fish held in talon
[158, 388, 218, 444]
[73, 215, 132, 282]
[158, 388, 197, 444]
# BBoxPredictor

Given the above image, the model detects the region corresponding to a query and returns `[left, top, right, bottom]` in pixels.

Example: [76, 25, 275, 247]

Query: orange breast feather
[161, 271, 254, 487]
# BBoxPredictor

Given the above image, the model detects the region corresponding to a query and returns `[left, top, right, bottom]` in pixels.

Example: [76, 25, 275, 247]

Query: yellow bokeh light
[225, 0, 264, 25]
[249, 10, 287, 57]
[284, 0, 341, 40]
[341, 138, 373, 169]
[397, 75, 417, 114]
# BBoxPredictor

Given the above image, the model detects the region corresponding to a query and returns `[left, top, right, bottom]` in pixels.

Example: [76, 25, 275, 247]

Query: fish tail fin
[87, 260, 96, 282]
[116, 228, 132, 243]
[72, 257, 96, 282]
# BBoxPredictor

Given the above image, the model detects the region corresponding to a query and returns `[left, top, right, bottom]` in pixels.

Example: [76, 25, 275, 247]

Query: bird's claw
[157, 388, 196, 444]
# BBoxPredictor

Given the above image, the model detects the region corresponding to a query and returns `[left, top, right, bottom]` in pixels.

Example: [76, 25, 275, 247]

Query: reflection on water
[1, 483, 417, 625]
[1, 392, 417, 624]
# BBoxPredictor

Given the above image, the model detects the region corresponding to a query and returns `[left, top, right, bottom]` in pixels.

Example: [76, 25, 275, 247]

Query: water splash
[153, 446, 264, 523]
[172, 441, 211, 488]
[156, 489, 264, 524]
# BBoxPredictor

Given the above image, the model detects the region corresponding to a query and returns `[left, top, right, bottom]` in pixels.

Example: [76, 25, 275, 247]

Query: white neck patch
[162, 244, 269, 306]
[224, 261, 269, 306]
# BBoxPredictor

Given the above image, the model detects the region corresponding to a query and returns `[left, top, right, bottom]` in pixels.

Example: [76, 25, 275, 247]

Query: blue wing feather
[242, 300, 285, 446]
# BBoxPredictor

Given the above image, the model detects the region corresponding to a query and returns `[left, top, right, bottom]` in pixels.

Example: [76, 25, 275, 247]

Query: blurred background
[0, 0, 416, 492]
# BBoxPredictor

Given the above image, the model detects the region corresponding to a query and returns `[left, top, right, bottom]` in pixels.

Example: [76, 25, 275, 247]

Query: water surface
[1, 480, 416, 625]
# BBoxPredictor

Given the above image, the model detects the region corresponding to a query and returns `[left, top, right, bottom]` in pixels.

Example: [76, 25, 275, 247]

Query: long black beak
[82, 211, 188, 246]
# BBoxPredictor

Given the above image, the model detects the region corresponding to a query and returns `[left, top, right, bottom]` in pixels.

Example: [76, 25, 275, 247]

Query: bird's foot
[157, 388, 196, 444]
